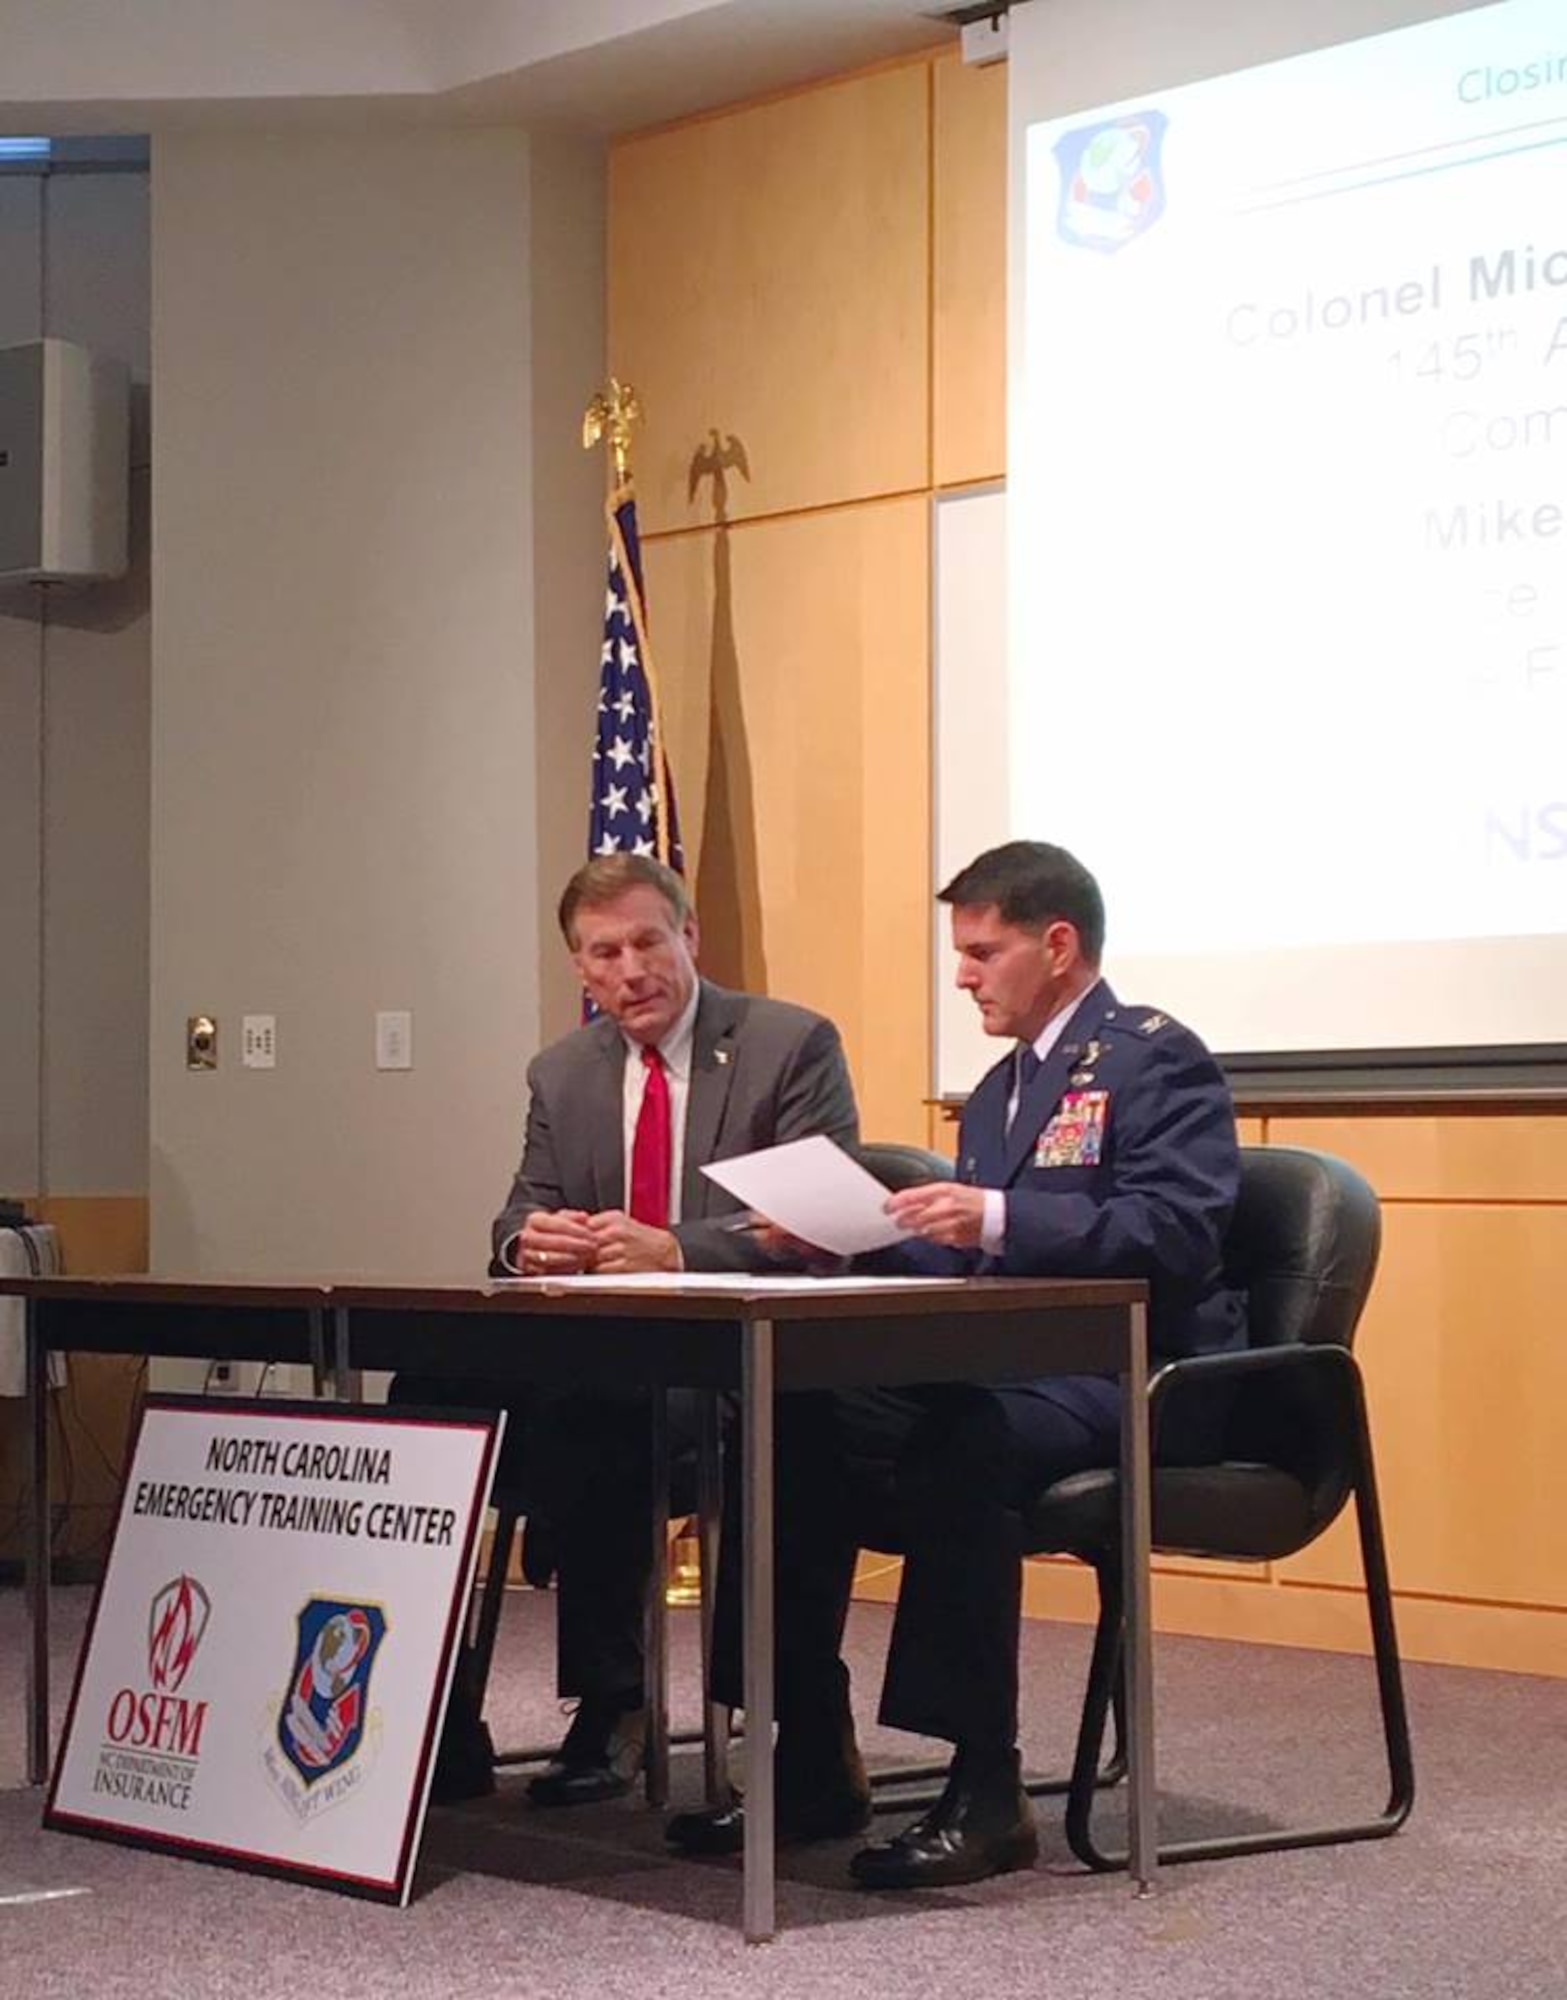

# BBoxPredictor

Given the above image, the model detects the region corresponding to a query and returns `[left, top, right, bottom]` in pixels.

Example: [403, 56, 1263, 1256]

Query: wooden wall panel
[1020, 1559, 1567, 1677]
[34, 1194, 149, 1274]
[644, 499, 930, 1143]
[609, 65, 930, 532]
[932, 52, 1006, 488]
[1268, 1113, 1567, 1203]
[1281, 1204, 1567, 1609]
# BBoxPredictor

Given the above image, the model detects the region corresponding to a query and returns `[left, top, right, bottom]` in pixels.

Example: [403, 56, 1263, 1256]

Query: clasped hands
[517, 1208, 680, 1276]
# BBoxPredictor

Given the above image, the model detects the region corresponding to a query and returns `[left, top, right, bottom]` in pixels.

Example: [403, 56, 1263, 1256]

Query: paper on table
[699, 1134, 911, 1257]
[488, 1272, 963, 1292]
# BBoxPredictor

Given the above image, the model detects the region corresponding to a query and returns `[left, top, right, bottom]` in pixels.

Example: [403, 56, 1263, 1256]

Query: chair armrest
[1149, 1341, 1363, 1480]
[1150, 1338, 1358, 1400]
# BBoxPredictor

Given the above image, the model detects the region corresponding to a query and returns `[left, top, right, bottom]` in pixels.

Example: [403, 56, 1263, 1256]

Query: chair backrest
[1223, 1146, 1381, 1352]
[856, 1140, 952, 1192]
[1195, 1145, 1382, 1516]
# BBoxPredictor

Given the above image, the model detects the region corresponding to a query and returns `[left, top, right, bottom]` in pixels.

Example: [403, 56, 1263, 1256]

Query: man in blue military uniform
[668, 840, 1244, 1890]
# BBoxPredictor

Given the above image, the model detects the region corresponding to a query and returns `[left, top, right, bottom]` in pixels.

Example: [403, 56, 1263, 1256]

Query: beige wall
[149, 129, 603, 1275]
[6, 132, 608, 1540]
[0, 167, 150, 1202]
[524, 134, 615, 1048]
[609, 48, 1567, 1677]
[0, 164, 150, 1551]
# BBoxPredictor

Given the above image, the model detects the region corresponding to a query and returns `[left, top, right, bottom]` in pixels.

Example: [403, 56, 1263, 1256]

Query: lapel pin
[715, 1047, 731, 1066]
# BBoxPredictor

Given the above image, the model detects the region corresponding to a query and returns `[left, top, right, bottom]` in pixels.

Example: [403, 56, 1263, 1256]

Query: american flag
[587, 485, 684, 872]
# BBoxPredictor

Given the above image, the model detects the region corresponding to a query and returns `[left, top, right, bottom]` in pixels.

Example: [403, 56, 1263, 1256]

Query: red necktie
[629, 1046, 672, 1227]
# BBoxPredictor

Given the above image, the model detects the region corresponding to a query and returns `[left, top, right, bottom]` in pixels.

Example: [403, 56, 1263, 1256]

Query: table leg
[309, 1305, 329, 1398]
[1121, 1298, 1157, 1891]
[741, 1317, 775, 1944]
[696, 1389, 729, 1805]
[329, 1305, 357, 1401]
[25, 1299, 51, 1786]
[645, 1389, 671, 1808]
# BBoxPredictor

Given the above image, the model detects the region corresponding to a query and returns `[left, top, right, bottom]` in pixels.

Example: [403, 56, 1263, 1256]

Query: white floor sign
[45, 1396, 503, 1904]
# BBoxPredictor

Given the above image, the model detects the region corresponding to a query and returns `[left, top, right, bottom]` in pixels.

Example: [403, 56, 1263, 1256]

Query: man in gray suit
[406, 852, 859, 1804]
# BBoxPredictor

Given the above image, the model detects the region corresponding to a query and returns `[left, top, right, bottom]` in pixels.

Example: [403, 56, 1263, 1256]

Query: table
[6, 1271, 1154, 1942]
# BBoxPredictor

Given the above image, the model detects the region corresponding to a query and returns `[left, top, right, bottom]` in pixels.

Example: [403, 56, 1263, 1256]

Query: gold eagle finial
[582, 379, 642, 484]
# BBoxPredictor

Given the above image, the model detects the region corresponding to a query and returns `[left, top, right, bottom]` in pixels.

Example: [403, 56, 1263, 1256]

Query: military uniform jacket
[903, 979, 1244, 1369]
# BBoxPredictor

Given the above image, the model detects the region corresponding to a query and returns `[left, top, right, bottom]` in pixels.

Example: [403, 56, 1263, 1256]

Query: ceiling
[0, 0, 963, 137]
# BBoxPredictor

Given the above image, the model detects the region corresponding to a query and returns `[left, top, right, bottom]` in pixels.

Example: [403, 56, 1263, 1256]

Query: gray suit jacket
[491, 979, 860, 1273]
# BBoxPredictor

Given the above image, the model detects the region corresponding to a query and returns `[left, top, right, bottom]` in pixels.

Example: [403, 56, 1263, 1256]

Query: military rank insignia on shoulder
[1135, 1011, 1171, 1036]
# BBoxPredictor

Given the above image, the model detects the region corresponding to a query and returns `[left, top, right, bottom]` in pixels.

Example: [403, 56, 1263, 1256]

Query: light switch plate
[375, 1009, 412, 1071]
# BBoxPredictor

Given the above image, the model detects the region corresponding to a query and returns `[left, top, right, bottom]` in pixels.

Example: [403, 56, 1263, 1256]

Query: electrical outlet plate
[186, 1015, 217, 1070]
[242, 1014, 277, 1069]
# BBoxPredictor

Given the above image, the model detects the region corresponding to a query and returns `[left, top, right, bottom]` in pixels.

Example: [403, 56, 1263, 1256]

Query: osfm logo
[104, 1574, 214, 1755]
[148, 1573, 211, 1692]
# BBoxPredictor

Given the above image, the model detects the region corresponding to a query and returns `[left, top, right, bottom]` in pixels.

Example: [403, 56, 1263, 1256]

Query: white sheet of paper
[488, 1272, 963, 1292]
[699, 1134, 912, 1256]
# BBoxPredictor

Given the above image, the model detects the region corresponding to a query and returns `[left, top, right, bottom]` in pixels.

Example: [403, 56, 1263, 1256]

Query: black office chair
[854, 1139, 959, 1194]
[1030, 1143, 1414, 1868]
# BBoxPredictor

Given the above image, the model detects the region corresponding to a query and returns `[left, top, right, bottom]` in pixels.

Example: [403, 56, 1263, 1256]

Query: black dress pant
[710, 1380, 1121, 1751]
[390, 1370, 707, 1700]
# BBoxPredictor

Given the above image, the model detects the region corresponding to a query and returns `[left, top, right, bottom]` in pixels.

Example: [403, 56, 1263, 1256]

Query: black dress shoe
[666, 1781, 872, 1855]
[526, 1696, 648, 1808]
[850, 1757, 1038, 1890]
[666, 1796, 748, 1855]
[669, 1679, 871, 1854]
[430, 1715, 497, 1805]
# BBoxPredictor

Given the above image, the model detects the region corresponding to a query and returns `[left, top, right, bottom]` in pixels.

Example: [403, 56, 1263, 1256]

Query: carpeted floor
[1, 1585, 1562, 1999]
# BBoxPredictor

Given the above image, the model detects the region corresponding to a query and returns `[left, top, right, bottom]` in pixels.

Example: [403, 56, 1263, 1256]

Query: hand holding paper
[700, 1135, 911, 1257]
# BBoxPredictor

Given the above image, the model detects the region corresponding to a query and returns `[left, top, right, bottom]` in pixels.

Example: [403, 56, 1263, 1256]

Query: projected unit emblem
[1054, 112, 1169, 252]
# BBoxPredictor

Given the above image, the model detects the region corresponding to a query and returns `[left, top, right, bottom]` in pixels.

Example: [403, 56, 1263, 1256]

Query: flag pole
[582, 381, 680, 871]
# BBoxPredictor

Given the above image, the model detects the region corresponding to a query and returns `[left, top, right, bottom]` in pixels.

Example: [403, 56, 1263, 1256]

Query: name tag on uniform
[1034, 1090, 1109, 1168]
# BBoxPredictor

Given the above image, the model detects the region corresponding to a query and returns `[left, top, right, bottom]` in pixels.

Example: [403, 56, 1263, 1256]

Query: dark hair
[938, 841, 1105, 963]
[557, 853, 692, 946]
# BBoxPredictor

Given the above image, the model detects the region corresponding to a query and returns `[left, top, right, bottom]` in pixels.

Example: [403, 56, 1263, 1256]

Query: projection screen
[935, 0, 1567, 1097]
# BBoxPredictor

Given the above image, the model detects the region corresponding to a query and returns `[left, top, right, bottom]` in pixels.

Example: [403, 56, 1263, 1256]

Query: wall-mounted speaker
[0, 338, 129, 583]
